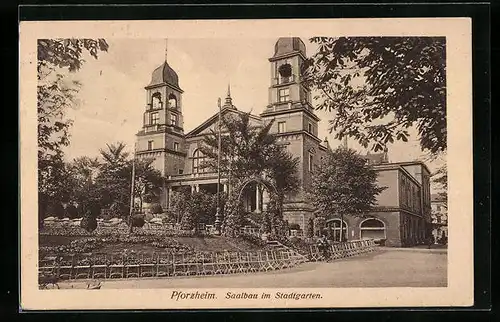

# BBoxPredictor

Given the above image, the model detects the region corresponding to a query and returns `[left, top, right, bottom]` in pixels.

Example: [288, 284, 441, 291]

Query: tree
[95, 142, 131, 217]
[303, 37, 446, 155]
[200, 112, 299, 237]
[132, 158, 163, 213]
[432, 163, 447, 203]
[37, 38, 108, 226]
[67, 156, 101, 212]
[170, 189, 191, 225]
[308, 147, 385, 242]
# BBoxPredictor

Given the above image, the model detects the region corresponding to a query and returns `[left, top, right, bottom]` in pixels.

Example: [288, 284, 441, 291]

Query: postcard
[20, 18, 473, 310]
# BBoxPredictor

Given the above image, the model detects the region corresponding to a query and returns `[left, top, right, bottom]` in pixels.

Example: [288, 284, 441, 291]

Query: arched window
[168, 94, 177, 109]
[360, 218, 386, 240]
[192, 149, 207, 173]
[326, 219, 348, 242]
[151, 92, 162, 109]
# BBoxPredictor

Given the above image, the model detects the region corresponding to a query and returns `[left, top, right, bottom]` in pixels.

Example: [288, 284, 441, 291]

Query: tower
[260, 37, 323, 229]
[136, 39, 187, 183]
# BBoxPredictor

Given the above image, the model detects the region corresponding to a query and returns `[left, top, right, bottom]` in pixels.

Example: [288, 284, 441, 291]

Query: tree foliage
[95, 142, 131, 217]
[200, 112, 300, 238]
[67, 156, 101, 212]
[303, 37, 446, 154]
[37, 38, 108, 225]
[172, 190, 228, 230]
[200, 112, 300, 191]
[308, 147, 386, 237]
[38, 39, 109, 73]
[132, 158, 163, 212]
[432, 163, 448, 203]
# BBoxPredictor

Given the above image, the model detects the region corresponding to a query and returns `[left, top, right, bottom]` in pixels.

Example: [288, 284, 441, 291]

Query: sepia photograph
[20, 19, 473, 309]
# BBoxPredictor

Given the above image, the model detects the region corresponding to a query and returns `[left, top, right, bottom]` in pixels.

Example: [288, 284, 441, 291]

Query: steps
[266, 240, 308, 264]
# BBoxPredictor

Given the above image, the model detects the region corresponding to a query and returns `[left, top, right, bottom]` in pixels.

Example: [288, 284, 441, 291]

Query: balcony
[272, 75, 297, 86]
[166, 171, 219, 181]
[144, 124, 160, 133]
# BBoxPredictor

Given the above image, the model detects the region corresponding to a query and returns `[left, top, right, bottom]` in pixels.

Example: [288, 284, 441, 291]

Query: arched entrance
[227, 176, 281, 237]
[325, 218, 348, 242]
[359, 218, 386, 240]
[236, 176, 279, 214]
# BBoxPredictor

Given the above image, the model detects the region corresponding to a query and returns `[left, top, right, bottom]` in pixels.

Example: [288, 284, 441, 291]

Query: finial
[164, 38, 168, 62]
[224, 82, 233, 108]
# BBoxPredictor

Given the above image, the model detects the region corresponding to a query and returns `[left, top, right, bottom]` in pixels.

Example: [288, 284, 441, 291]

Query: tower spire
[164, 38, 168, 62]
[224, 82, 234, 108]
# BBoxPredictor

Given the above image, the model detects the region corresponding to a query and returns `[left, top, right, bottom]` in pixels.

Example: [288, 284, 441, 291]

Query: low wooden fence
[39, 249, 307, 282]
[39, 239, 378, 285]
[307, 239, 377, 261]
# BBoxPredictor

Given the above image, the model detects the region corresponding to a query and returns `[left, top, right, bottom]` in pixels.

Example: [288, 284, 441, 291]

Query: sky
[61, 38, 443, 175]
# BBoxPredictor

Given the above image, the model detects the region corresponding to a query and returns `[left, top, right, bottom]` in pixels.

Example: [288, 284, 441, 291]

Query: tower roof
[273, 37, 307, 58]
[146, 39, 181, 90]
[147, 61, 181, 89]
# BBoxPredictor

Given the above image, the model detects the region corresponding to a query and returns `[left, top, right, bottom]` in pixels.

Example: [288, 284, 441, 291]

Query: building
[328, 157, 433, 247]
[430, 193, 448, 243]
[134, 37, 432, 247]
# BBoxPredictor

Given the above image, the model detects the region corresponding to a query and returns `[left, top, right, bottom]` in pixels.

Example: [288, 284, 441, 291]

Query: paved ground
[56, 248, 447, 289]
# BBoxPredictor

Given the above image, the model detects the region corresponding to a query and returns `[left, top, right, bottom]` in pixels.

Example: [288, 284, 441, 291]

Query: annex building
[135, 37, 432, 247]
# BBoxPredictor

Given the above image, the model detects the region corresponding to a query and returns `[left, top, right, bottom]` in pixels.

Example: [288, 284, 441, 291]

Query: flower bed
[39, 235, 196, 259]
[39, 225, 198, 238]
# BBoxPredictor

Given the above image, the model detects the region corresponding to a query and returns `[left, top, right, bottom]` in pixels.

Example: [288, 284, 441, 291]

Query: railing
[272, 75, 298, 85]
[307, 239, 377, 262]
[39, 249, 308, 283]
[167, 171, 218, 181]
[144, 124, 160, 133]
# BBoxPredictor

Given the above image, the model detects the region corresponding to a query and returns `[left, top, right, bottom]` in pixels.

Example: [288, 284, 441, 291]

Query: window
[151, 93, 162, 109]
[360, 218, 386, 240]
[437, 205, 441, 211]
[178, 169, 184, 175]
[309, 153, 314, 172]
[192, 149, 207, 173]
[170, 113, 178, 126]
[173, 142, 179, 151]
[168, 94, 177, 109]
[147, 140, 154, 150]
[150, 112, 159, 125]
[278, 88, 290, 102]
[308, 123, 313, 134]
[326, 219, 348, 242]
[277, 121, 286, 133]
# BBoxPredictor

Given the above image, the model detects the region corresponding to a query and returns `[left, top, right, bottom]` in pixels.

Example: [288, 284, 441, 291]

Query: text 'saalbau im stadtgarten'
[171, 291, 322, 301]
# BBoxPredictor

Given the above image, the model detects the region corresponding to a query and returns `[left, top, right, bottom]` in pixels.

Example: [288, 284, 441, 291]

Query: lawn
[39, 232, 269, 258]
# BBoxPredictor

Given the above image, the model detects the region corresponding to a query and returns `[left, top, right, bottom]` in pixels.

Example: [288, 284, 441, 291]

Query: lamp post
[128, 143, 137, 234]
[214, 97, 222, 235]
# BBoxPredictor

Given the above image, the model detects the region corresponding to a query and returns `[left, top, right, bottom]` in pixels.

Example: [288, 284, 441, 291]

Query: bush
[80, 216, 97, 233]
[65, 204, 78, 219]
[240, 233, 267, 247]
[150, 203, 163, 214]
[180, 210, 196, 230]
[131, 214, 145, 228]
[52, 203, 65, 219]
[144, 213, 154, 222]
